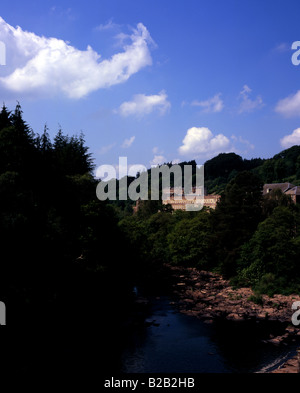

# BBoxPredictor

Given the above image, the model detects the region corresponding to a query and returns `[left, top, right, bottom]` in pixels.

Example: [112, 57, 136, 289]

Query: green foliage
[0, 104, 129, 326]
[204, 153, 264, 193]
[209, 171, 263, 277]
[116, 155, 300, 296]
[253, 273, 282, 297]
[261, 188, 294, 217]
[136, 200, 163, 219]
[205, 153, 244, 180]
[168, 211, 213, 269]
[111, 146, 300, 296]
[255, 145, 300, 183]
[236, 206, 300, 293]
[3, 101, 300, 322]
[248, 294, 264, 306]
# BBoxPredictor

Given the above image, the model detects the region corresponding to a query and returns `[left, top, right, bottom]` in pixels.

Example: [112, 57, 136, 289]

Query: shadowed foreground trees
[0, 104, 140, 376]
[0, 104, 131, 329]
[2, 103, 300, 375]
[209, 171, 263, 277]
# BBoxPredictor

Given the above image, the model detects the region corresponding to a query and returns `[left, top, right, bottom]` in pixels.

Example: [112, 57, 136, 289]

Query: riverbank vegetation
[2, 103, 300, 329]
[117, 146, 300, 297]
[119, 172, 300, 296]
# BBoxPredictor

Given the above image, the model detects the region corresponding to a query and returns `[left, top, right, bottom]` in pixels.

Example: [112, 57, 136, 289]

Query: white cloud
[95, 161, 148, 181]
[95, 19, 119, 31]
[280, 128, 300, 148]
[152, 146, 165, 155]
[116, 90, 171, 117]
[275, 90, 300, 117]
[191, 93, 224, 113]
[238, 85, 264, 113]
[0, 17, 154, 99]
[122, 136, 135, 148]
[150, 155, 167, 166]
[178, 127, 230, 159]
[230, 135, 255, 155]
[50, 6, 75, 21]
[231, 135, 255, 150]
[98, 143, 116, 155]
[150, 147, 166, 166]
[272, 42, 289, 53]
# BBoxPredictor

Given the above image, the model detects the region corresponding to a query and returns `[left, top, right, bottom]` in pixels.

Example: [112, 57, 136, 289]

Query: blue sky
[1, 0, 300, 177]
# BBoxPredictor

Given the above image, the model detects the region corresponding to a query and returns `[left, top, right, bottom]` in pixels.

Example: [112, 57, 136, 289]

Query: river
[120, 287, 300, 373]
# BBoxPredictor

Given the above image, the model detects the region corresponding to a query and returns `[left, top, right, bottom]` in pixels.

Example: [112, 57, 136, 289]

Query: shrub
[248, 294, 264, 306]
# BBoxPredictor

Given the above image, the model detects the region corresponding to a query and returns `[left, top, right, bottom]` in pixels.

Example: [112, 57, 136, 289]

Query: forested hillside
[204, 147, 300, 194]
[2, 103, 300, 329]
[0, 104, 133, 331]
[114, 139, 300, 297]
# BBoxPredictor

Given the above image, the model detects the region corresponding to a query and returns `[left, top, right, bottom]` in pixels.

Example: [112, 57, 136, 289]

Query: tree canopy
[2, 102, 300, 330]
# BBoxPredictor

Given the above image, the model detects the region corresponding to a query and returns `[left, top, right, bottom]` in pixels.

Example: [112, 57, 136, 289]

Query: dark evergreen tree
[210, 171, 263, 276]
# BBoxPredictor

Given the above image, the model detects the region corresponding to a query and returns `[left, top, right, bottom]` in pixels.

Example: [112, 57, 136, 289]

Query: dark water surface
[120, 289, 299, 373]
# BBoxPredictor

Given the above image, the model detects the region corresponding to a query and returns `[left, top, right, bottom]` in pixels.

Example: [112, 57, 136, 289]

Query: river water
[120, 288, 299, 373]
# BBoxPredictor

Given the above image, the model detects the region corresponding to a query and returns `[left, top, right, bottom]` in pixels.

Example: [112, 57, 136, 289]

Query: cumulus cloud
[0, 17, 154, 99]
[191, 93, 224, 113]
[115, 90, 171, 117]
[150, 155, 167, 166]
[280, 128, 300, 148]
[238, 85, 264, 113]
[178, 127, 230, 159]
[275, 90, 300, 117]
[95, 19, 119, 31]
[122, 136, 135, 148]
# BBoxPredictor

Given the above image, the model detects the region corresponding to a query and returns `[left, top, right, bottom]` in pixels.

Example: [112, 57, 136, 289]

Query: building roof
[263, 183, 295, 194]
[285, 186, 300, 196]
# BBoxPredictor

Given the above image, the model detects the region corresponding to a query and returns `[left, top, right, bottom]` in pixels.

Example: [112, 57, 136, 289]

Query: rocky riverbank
[167, 265, 300, 372]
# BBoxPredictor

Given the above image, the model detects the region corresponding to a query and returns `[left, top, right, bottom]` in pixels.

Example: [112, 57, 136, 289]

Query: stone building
[263, 182, 300, 204]
[162, 187, 220, 211]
